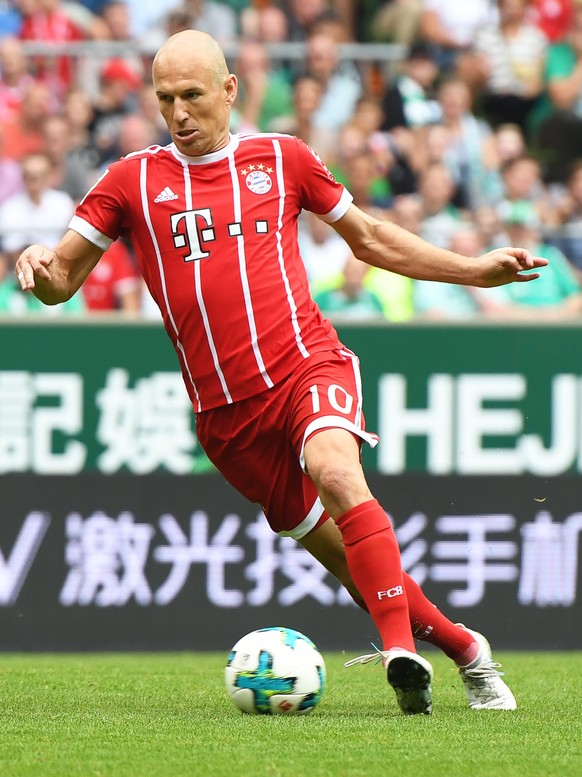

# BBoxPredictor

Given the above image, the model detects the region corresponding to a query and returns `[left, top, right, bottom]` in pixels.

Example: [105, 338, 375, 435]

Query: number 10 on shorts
[309, 383, 354, 415]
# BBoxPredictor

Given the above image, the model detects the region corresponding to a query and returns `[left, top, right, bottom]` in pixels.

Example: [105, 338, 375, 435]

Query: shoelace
[344, 642, 386, 668]
[459, 660, 505, 680]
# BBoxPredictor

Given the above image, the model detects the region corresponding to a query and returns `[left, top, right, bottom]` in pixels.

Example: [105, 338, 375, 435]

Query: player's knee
[312, 460, 370, 509]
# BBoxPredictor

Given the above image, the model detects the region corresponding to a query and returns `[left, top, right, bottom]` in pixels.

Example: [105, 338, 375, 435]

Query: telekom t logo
[377, 586, 404, 600]
[171, 208, 215, 262]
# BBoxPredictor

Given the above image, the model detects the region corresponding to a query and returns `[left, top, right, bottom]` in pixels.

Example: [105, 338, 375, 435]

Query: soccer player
[15, 30, 542, 715]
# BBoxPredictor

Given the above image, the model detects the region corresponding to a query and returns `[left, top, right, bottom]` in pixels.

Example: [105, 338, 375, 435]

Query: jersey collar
[170, 133, 240, 165]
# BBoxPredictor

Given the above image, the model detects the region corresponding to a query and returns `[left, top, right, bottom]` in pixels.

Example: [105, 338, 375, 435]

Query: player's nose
[172, 99, 190, 122]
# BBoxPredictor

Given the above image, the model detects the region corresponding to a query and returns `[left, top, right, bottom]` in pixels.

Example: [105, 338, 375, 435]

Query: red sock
[346, 566, 478, 664]
[336, 499, 415, 653]
[402, 572, 478, 663]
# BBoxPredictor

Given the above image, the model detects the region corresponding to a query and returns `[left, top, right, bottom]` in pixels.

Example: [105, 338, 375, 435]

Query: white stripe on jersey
[181, 159, 233, 405]
[340, 347, 365, 429]
[272, 138, 310, 359]
[227, 148, 274, 389]
[139, 157, 202, 410]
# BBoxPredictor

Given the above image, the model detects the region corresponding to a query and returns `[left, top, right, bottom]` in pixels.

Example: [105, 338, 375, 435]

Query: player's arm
[331, 204, 548, 288]
[15, 230, 104, 305]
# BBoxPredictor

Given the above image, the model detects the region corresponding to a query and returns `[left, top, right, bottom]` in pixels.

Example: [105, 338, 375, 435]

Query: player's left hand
[476, 247, 548, 287]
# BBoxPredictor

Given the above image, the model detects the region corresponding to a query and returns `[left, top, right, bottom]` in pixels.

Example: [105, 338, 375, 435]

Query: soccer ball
[225, 627, 326, 715]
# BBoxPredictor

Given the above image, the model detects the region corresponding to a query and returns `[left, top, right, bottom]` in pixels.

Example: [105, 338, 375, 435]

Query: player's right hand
[15, 244, 55, 291]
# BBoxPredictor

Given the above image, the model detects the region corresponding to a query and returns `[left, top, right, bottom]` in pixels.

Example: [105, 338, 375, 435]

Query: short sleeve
[70, 161, 130, 250]
[295, 138, 353, 222]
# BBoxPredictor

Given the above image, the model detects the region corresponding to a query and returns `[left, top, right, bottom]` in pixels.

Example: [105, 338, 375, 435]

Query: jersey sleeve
[294, 138, 353, 222]
[69, 160, 131, 251]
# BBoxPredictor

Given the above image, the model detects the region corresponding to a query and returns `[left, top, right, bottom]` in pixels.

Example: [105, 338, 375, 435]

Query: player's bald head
[153, 30, 229, 86]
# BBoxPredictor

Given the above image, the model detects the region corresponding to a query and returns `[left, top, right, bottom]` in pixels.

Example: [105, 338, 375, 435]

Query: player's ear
[225, 73, 238, 106]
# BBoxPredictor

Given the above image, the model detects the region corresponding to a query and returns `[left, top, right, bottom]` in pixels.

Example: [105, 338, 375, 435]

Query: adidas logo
[154, 187, 179, 203]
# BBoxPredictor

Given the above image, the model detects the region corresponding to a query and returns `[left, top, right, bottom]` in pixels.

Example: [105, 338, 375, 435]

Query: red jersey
[19, 8, 86, 94]
[82, 239, 140, 311]
[72, 133, 353, 411]
[531, 0, 574, 42]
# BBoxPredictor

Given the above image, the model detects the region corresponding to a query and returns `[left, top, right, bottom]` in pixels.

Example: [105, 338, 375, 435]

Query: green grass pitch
[0, 652, 580, 777]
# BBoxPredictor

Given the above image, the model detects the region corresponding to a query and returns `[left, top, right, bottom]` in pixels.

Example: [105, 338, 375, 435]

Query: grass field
[0, 651, 580, 777]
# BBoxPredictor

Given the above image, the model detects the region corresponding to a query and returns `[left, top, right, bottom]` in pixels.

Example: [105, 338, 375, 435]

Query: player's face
[154, 58, 237, 157]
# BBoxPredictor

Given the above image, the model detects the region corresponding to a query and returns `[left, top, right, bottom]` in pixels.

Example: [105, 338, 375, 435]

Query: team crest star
[266, 167, 273, 174]
[240, 168, 248, 175]
[248, 164, 256, 171]
[257, 163, 264, 170]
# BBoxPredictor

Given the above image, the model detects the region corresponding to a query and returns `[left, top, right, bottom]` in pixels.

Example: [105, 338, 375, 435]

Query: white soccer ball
[225, 627, 326, 715]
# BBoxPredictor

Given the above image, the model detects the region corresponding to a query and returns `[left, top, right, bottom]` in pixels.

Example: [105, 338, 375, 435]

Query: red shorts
[195, 348, 378, 539]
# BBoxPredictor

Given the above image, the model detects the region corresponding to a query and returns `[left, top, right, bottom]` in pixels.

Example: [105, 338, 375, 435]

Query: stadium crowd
[2, 0, 582, 321]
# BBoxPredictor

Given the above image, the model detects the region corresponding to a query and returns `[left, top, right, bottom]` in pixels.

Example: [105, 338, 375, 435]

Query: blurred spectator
[418, 161, 464, 247]
[547, 160, 582, 280]
[82, 238, 141, 312]
[342, 149, 392, 210]
[482, 199, 582, 318]
[0, 150, 82, 313]
[413, 224, 502, 319]
[232, 40, 294, 133]
[365, 192, 416, 320]
[419, 0, 498, 75]
[241, 3, 289, 44]
[286, 73, 332, 153]
[0, 36, 35, 121]
[0, 79, 53, 159]
[351, 95, 384, 137]
[368, 127, 417, 196]
[328, 120, 367, 179]
[299, 209, 353, 286]
[137, 84, 172, 145]
[305, 31, 363, 131]
[471, 0, 548, 132]
[309, 6, 351, 42]
[89, 56, 143, 166]
[101, 112, 158, 167]
[370, 0, 422, 45]
[42, 113, 89, 200]
[61, 85, 101, 180]
[99, 0, 132, 39]
[0, 122, 23, 205]
[76, 0, 109, 11]
[380, 40, 441, 131]
[286, 0, 332, 42]
[314, 193, 416, 322]
[390, 190, 422, 233]
[18, 0, 89, 99]
[97, 0, 142, 76]
[433, 77, 498, 209]
[0, 0, 23, 37]
[474, 203, 510, 249]
[141, 0, 238, 50]
[498, 154, 553, 224]
[61, 0, 109, 38]
[0, 150, 74, 249]
[314, 251, 386, 320]
[486, 121, 527, 167]
[532, 3, 582, 183]
[122, 0, 182, 38]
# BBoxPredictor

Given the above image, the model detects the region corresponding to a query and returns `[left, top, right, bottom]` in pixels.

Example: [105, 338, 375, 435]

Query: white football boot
[456, 625, 517, 710]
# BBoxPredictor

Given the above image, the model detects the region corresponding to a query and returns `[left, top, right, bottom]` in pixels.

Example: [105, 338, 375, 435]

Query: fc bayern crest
[245, 170, 272, 195]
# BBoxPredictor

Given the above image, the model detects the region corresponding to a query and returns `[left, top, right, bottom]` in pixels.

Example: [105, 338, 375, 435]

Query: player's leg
[299, 517, 516, 710]
[304, 428, 415, 646]
[303, 427, 432, 715]
[284, 351, 433, 714]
